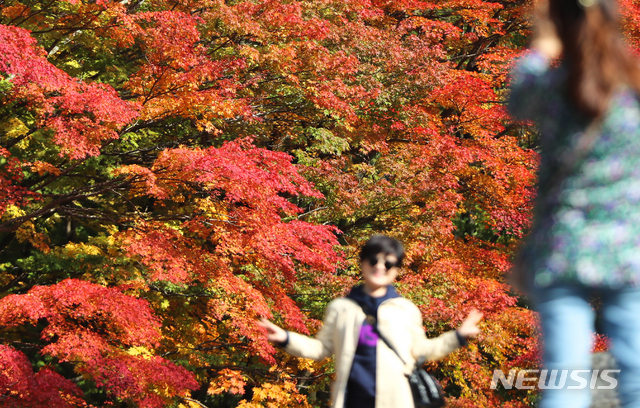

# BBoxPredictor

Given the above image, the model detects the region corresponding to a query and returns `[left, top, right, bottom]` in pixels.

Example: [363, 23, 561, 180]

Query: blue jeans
[533, 285, 640, 408]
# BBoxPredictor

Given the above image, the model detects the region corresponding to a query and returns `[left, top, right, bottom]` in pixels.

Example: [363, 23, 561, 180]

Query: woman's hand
[531, 0, 562, 59]
[457, 309, 484, 338]
[257, 318, 288, 344]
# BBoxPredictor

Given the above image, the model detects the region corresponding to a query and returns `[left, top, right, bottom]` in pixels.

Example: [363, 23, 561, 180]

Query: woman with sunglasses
[258, 235, 483, 407]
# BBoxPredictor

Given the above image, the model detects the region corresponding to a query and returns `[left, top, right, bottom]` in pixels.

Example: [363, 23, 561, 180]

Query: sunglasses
[366, 255, 398, 270]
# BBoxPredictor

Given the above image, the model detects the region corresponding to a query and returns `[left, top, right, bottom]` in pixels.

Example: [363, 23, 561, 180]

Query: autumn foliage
[1, 0, 638, 406]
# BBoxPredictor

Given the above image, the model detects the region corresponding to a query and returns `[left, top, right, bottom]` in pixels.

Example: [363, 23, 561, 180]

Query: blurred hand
[457, 309, 484, 338]
[258, 318, 288, 343]
[531, 0, 562, 59]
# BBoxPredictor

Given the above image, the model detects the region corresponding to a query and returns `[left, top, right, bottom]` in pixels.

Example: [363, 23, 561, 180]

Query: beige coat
[286, 296, 462, 408]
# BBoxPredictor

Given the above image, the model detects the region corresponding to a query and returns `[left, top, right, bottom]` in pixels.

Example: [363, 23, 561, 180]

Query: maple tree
[1, 0, 638, 406]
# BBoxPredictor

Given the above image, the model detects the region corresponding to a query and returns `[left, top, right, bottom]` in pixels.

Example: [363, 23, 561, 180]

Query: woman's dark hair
[549, 0, 640, 118]
[359, 235, 405, 267]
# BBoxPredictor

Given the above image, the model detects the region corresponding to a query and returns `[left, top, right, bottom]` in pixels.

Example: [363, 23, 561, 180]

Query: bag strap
[357, 302, 410, 366]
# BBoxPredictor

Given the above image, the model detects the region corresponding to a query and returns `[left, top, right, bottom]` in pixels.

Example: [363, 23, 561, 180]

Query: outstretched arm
[258, 318, 288, 344]
[457, 309, 483, 339]
[412, 308, 484, 362]
[257, 303, 339, 361]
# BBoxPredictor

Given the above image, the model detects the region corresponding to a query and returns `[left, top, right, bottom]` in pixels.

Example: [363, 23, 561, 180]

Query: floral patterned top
[509, 51, 640, 289]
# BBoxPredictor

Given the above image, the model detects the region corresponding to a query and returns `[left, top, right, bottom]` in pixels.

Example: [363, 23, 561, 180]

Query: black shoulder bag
[358, 304, 445, 408]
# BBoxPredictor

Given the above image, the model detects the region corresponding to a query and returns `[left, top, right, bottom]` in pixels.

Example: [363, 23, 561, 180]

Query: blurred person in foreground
[509, 0, 640, 407]
[258, 235, 483, 408]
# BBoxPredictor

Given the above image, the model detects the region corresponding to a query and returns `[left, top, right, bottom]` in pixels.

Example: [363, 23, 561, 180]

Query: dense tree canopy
[1, 0, 639, 406]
